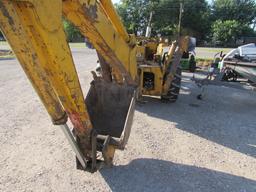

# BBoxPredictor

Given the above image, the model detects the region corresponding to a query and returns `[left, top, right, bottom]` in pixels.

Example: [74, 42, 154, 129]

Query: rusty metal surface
[118, 91, 136, 149]
[97, 52, 112, 82]
[162, 37, 190, 95]
[85, 79, 135, 138]
[0, 0, 94, 163]
[62, 0, 137, 85]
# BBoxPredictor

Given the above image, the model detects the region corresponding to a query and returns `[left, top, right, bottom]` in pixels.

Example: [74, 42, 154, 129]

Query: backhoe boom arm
[0, 0, 137, 171]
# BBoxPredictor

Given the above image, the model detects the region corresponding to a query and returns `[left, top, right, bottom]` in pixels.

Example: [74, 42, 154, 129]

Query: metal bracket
[60, 124, 87, 169]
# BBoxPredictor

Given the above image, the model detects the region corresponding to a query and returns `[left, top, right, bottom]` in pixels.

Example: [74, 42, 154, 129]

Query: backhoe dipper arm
[0, 0, 137, 171]
[62, 0, 137, 84]
[0, 0, 93, 165]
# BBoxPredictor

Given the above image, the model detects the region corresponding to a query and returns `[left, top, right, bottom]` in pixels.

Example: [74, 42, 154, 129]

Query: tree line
[116, 0, 256, 46]
[1, 0, 254, 47]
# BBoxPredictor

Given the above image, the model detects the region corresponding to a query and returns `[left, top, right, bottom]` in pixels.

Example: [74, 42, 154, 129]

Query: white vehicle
[219, 43, 256, 70]
[220, 43, 256, 83]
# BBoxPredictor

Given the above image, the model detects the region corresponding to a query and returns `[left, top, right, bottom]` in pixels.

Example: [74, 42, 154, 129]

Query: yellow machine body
[136, 37, 189, 98]
[0, 0, 189, 171]
[139, 65, 164, 96]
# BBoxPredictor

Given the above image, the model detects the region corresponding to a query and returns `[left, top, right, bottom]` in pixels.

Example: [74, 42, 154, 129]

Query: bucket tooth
[77, 79, 136, 171]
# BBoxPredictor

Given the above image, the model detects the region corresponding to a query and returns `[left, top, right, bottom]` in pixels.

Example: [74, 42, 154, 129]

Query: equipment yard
[0, 47, 255, 192]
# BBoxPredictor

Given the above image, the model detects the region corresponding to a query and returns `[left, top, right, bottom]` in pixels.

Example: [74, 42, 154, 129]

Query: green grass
[196, 47, 232, 53]
[69, 43, 85, 48]
[0, 55, 15, 59]
[0, 41, 8, 45]
[0, 41, 9, 47]
[0, 41, 85, 48]
[196, 58, 213, 61]
[195, 47, 233, 60]
[196, 57, 213, 67]
[0, 41, 231, 65]
[0, 50, 15, 59]
[1, 41, 233, 53]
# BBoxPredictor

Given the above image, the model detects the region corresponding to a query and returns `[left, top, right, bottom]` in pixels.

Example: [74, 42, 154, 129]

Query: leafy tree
[212, 0, 256, 24]
[180, 0, 211, 41]
[210, 0, 256, 46]
[116, 0, 211, 42]
[63, 19, 83, 42]
[60, 0, 256, 45]
[241, 25, 256, 37]
[152, 0, 211, 42]
[253, 18, 256, 30]
[150, 0, 178, 37]
[116, 0, 159, 35]
[212, 20, 243, 46]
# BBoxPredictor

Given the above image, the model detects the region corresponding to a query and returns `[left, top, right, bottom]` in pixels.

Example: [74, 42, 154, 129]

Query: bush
[63, 19, 83, 42]
[212, 20, 242, 47]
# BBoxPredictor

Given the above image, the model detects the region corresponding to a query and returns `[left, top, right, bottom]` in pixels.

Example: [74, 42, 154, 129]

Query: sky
[112, 0, 213, 4]
[112, 0, 120, 3]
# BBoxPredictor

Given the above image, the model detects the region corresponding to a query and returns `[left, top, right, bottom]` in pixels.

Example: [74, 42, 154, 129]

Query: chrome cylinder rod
[60, 124, 87, 169]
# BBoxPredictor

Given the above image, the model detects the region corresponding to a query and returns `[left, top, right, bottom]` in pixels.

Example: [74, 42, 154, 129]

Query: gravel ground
[0, 47, 256, 192]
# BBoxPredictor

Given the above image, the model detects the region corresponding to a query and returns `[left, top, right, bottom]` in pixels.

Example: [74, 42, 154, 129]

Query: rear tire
[161, 66, 182, 103]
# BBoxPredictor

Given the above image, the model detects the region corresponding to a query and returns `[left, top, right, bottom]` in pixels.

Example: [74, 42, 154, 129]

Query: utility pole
[177, 1, 184, 38]
[145, 11, 153, 38]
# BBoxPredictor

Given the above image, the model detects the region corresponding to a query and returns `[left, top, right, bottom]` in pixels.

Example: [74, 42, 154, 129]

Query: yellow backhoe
[0, 0, 191, 172]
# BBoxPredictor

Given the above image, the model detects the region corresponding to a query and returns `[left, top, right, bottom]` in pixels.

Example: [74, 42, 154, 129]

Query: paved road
[0, 48, 256, 192]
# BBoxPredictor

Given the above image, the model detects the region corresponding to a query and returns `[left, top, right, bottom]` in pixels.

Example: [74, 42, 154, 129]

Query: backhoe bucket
[84, 79, 136, 169]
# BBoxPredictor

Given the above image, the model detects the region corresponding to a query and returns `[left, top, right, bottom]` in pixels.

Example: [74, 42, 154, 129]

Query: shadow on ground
[100, 158, 256, 192]
[135, 74, 256, 158]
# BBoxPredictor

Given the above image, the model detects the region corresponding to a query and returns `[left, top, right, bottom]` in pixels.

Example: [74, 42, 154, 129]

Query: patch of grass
[69, 42, 85, 48]
[196, 47, 232, 53]
[0, 55, 15, 60]
[0, 41, 8, 45]
[0, 50, 15, 59]
[0, 41, 85, 49]
[196, 58, 213, 62]
[0, 41, 11, 50]
[196, 58, 213, 67]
